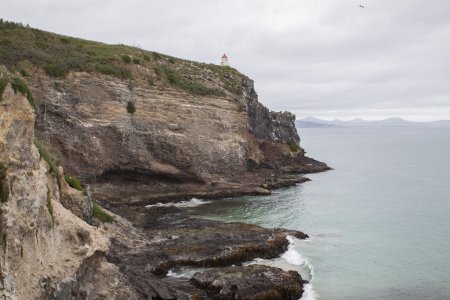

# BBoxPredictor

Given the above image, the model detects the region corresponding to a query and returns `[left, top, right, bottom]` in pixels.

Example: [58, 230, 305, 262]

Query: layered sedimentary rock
[27, 63, 327, 206]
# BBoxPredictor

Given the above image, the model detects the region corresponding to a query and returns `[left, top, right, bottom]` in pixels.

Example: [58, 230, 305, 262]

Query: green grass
[64, 175, 84, 192]
[46, 187, 54, 224]
[287, 140, 301, 152]
[153, 65, 226, 97]
[92, 201, 114, 223]
[0, 21, 135, 80]
[34, 137, 61, 189]
[0, 20, 243, 95]
[11, 77, 35, 108]
[127, 101, 136, 114]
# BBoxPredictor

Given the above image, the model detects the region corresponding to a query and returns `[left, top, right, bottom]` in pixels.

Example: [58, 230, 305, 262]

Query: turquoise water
[187, 127, 450, 299]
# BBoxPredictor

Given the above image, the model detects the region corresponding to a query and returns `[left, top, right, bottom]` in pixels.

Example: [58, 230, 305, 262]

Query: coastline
[100, 164, 329, 299]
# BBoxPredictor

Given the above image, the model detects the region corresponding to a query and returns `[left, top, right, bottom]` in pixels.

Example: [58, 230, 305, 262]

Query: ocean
[186, 127, 450, 299]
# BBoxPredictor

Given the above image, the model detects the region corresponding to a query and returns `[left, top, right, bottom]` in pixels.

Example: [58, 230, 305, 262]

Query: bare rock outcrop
[191, 265, 305, 300]
[0, 82, 127, 299]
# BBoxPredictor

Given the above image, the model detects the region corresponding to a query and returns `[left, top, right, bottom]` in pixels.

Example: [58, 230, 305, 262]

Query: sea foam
[283, 236, 318, 300]
[145, 197, 210, 208]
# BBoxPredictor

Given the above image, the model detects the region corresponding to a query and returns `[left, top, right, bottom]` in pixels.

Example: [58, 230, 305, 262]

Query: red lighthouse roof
[222, 53, 228, 58]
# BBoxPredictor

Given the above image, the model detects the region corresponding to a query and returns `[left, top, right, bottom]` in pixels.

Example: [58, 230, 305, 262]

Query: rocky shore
[0, 23, 329, 299]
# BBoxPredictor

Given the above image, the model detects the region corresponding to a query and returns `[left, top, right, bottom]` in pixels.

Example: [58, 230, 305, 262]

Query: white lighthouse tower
[221, 53, 229, 66]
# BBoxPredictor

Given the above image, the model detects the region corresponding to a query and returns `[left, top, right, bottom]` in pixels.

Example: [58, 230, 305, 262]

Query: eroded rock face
[0, 83, 118, 299]
[242, 76, 299, 144]
[29, 67, 328, 205]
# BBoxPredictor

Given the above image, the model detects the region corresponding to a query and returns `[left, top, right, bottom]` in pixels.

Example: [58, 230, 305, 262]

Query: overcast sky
[3, 0, 450, 121]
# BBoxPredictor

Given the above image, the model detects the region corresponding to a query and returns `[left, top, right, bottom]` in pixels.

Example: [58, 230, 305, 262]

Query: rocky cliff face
[242, 76, 299, 144]
[0, 82, 122, 299]
[26, 63, 326, 206]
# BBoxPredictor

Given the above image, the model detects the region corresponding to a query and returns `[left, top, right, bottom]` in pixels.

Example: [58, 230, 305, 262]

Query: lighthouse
[221, 53, 229, 66]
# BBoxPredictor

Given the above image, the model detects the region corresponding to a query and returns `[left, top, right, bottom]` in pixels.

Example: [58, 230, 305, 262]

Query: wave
[282, 236, 318, 300]
[145, 198, 210, 208]
[301, 283, 317, 300]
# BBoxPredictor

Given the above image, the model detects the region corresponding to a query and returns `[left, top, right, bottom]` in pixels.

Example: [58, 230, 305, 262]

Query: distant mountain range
[296, 117, 450, 128]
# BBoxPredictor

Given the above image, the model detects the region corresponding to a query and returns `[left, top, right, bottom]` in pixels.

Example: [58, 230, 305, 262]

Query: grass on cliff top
[154, 65, 226, 97]
[0, 20, 242, 96]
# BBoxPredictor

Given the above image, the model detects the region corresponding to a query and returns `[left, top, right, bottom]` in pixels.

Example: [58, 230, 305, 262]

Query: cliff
[0, 21, 327, 207]
[0, 21, 329, 299]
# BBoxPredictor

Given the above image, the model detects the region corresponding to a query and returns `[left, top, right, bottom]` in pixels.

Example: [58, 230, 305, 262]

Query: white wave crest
[300, 283, 317, 300]
[166, 270, 184, 278]
[283, 236, 318, 300]
[145, 198, 210, 208]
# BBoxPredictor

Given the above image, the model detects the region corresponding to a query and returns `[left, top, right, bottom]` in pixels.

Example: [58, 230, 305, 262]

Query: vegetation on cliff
[34, 136, 61, 189]
[64, 175, 85, 192]
[92, 201, 114, 223]
[0, 19, 242, 97]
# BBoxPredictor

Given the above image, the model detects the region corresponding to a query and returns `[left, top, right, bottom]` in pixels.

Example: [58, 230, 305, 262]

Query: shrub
[143, 54, 150, 62]
[64, 175, 84, 192]
[168, 57, 176, 64]
[132, 58, 140, 65]
[34, 137, 61, 189]
[127, 101, 136, 114]
[92, 201, 114, 223]
[287, 141, 301, 152]
[152, 52, 162, 59]
[44, 61, 68, 78]
[60, 37, 70, 44]
[121, 54, 131, 63]
[11, 77, 35, 108]
[153, 65, 225, 96]
[96, 64, 117, 76]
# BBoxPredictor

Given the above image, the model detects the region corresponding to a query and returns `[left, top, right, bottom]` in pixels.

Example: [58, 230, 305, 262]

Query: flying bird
[359, 5, 365, 8]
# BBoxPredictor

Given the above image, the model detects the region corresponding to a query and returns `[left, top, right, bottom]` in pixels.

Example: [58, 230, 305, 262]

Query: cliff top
[0, 19, 243, 97]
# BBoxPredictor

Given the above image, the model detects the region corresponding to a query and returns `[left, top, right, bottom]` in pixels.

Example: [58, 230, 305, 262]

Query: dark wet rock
[191, 264, 305, 300]
[105, 205, 308, 299]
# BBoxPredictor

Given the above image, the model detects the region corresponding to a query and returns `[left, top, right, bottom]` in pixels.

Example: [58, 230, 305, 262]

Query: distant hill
[296, 117, 450, 128]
